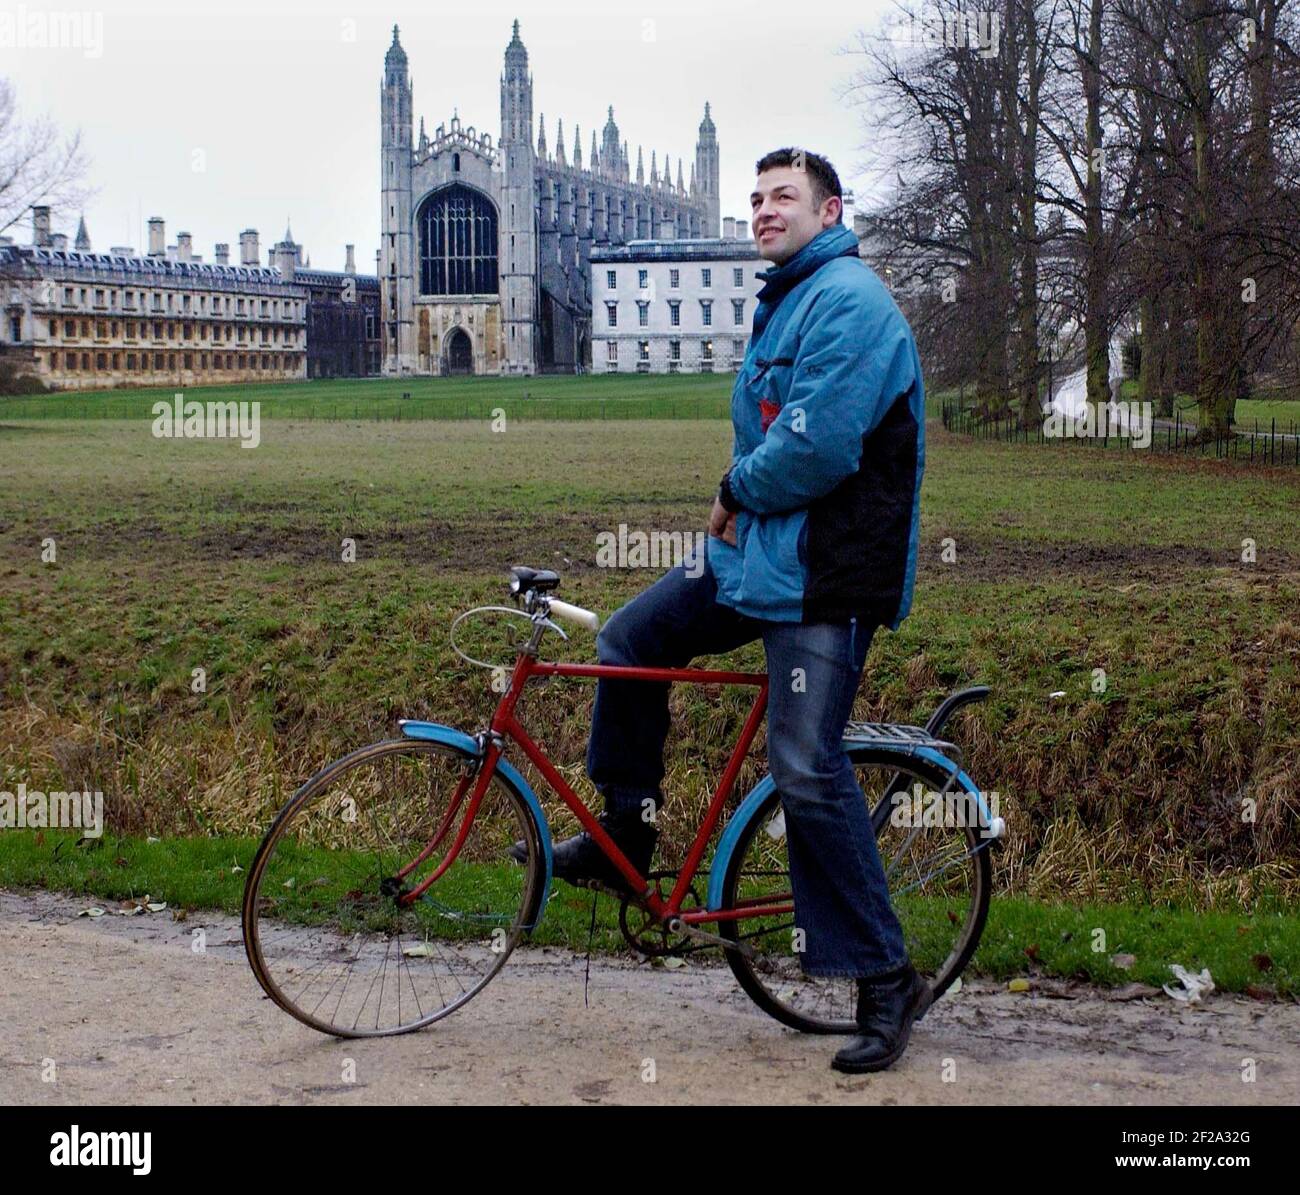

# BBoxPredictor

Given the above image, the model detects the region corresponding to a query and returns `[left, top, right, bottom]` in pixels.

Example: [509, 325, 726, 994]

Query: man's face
[750, 165, 841, 265]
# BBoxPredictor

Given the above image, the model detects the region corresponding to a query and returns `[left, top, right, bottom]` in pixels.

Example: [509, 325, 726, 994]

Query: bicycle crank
[666, 917, 756, 958]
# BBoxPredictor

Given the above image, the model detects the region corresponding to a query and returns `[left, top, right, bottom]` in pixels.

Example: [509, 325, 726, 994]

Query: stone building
[379, 20, 721, 377]
[0, 209, 306, 391]
[272, 229, 381, 379]
[590, 218, 761, 374]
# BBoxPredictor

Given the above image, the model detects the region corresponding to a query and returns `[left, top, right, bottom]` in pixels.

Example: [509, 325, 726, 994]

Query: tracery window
[418, 184, 498, 296]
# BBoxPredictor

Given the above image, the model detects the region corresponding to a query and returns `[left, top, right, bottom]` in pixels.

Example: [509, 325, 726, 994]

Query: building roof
[0, 243, 299, 289]
[590, 237, 761, 263]
[292, 267, 380, 290]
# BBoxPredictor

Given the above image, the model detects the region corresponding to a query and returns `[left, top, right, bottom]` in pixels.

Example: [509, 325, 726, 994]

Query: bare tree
[0, 77, 91, 244]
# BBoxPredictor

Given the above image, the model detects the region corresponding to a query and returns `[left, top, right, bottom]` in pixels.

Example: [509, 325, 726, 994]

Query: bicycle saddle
[509, 565, 560, 594]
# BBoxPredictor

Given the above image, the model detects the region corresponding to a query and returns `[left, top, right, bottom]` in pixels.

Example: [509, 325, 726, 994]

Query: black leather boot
[507, 807, 658, 895]
[830, 962, 933, 1074]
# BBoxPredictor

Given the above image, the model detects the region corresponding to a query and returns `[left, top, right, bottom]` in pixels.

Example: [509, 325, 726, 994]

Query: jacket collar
[754, 223, 860, 305]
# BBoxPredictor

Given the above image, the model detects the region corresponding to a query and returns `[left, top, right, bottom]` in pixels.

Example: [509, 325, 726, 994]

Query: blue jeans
[585, 551, 909, 979]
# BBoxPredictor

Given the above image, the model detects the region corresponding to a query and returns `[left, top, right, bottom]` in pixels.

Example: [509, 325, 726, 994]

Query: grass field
[0, 372, 737, 422]
[2, 380, 1298, 991]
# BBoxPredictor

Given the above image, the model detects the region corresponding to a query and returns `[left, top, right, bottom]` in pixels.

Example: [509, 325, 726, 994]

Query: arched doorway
[445, 327, 474, 375]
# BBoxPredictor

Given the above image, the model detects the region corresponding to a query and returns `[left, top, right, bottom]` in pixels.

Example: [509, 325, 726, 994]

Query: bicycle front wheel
[718, 748, 992, 1034]
[242, 738, 544, 1038]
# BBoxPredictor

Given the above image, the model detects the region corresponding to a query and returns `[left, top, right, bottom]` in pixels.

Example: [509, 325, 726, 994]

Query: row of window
[47, 350, 301, 373]
[605, 337, 748, 362]
[46, 318, 299, 346]
[41, 284, 302, 320]
[608, 266, 747, 291]
[605, 298, 746, 329]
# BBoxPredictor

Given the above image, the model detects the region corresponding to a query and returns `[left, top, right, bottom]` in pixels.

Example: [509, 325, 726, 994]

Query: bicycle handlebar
[546, 598, 601, 633]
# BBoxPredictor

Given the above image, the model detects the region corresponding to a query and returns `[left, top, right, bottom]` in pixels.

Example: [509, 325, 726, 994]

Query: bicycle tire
[242, 737, 545, 1038]
[717, 747, 992, 1035]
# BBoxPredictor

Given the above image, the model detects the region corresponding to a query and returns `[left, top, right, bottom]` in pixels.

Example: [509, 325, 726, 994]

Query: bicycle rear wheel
[718, 748, 992, 1034]
[242, 738, 544, 1038]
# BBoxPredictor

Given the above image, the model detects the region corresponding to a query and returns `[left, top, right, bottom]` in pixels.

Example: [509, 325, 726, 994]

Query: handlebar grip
[547, 599, 600, 633]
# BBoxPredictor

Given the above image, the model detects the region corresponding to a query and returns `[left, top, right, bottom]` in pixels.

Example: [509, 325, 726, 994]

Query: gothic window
[418, 183, 499, 296]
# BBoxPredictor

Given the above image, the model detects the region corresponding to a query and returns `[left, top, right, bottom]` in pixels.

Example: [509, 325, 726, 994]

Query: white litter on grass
[1163, 964, 1215, 1003]
[1049, 691, 1067, 699]
[764, 809, 787, 840]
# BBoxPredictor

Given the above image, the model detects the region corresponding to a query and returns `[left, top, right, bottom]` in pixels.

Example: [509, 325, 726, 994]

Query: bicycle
[241, 565, 1004, 1038]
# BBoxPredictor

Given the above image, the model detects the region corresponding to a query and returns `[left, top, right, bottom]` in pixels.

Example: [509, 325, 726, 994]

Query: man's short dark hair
[755, 148, 843, 222]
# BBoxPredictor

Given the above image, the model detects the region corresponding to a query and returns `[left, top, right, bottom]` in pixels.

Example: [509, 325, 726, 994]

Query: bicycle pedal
[568, 875, 651, 903]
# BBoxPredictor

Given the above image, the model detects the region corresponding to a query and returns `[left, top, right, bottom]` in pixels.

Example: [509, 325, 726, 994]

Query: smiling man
[518, 148, 928, 1074]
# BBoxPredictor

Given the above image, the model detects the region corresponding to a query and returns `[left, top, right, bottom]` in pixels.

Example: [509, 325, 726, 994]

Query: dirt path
[2, 888, 1296, 1106]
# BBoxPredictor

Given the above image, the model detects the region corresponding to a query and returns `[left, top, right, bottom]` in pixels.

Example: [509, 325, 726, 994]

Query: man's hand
[708, 497, 737, 546]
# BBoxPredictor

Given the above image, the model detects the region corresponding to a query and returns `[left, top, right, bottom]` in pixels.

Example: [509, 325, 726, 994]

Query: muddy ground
[1, 888, 1296, 1106]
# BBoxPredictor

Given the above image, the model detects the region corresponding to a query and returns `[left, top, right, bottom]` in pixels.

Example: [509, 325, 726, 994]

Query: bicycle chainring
[617, 870, 708, 957]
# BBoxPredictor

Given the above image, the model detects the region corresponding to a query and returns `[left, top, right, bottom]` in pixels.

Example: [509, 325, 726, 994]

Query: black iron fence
[940, 399, 1300, 466]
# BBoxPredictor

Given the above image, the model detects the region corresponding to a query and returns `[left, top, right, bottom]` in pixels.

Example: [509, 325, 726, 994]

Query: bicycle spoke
[245, 740, 539, 1037]
[720, 754, 988, 1032]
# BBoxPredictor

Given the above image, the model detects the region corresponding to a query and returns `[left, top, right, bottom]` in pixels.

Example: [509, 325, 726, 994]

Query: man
[515, 149, 928, 1073]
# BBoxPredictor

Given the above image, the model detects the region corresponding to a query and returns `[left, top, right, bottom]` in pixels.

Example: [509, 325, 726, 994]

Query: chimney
[723, 216, 736, 239]
[345, 243, 356, 274]
[50, 233, 69, 250]
[274, 242, 297, 281]
[147, 217, 165, 256]
[214, 242, 230, 265]
[176, 231, 193, 262]
[239, 228, 260, 265]
[737, 220, 750, 240]
[110, 245, 135, 256]
[32, 205, 51, 247]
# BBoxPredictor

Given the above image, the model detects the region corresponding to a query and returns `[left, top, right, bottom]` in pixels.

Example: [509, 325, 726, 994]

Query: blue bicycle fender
[911, 747, 994, 828]
[705, 745, 991, 911]
[706, 775, 777, 910]
[399, 721, 553, 924]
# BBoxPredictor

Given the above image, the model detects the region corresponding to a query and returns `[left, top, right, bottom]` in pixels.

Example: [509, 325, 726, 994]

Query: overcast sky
[0, 0, 895, 272]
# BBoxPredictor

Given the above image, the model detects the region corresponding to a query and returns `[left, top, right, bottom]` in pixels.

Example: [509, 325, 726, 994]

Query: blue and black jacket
[709, 223, 925, 629]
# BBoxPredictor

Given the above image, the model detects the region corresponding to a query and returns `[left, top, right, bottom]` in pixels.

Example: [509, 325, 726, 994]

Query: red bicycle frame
[397, 650, 794, 930]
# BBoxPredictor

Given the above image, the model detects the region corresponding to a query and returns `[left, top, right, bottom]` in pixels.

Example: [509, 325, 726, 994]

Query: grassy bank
[1, 414, 1298, 914]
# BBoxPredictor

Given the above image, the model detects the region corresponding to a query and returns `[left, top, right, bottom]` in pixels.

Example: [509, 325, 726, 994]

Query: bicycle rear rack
[843, 685, 990, 768]
[843, 720, 963, 764]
